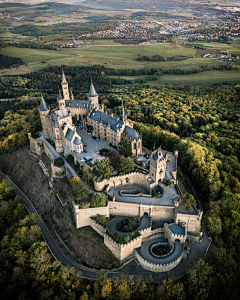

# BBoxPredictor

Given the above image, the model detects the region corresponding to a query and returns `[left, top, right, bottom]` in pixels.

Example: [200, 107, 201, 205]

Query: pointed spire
[120, 101, 125, 119]
[107, 117, 110, 127]
[87, 79, 98, 97]
[39, 94, 48, 111]
[100, 113, 102, 122]
[62, 68, 67, 84]
[71, 89, 74, 100]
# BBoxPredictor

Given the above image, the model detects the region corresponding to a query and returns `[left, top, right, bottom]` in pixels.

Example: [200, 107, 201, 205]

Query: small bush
[116, 218, 140, 232]
[54, 157, 64, 167]
[166, 180, 171, 186]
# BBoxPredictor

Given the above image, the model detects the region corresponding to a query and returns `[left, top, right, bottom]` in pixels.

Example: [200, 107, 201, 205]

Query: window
[134, 143, 136, 149]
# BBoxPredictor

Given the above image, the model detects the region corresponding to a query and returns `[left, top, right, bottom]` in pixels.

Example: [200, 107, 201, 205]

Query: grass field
[0, 29, 36, 42]
[147, 70, 240, 86]
[0, 47, 74, 63]
[191, 42, 240, 55]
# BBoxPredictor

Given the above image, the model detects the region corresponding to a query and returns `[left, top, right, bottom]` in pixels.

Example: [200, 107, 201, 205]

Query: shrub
[166, 180, 171, 186]
[54, 157, 64, 167]
[91, 194, 107, 208]
[116, 218, 140, 232]
[92, 214, 109, 228]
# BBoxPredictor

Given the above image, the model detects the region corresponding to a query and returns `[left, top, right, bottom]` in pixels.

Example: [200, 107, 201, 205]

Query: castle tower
[87, 79, 98, 105]
[149, 146, 167, 184]
[61, 69, 70, 100]
[39, 94, 50, 139]
[58, 88, 65, 110]
[53, 121, 63, 153]
[120, 101, 127, 122]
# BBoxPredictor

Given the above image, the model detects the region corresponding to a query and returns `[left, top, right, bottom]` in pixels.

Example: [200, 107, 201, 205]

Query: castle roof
[56, 108, 70, 119]
[73, 137, 81, 145]
[65, 128, 74, 142]
[39, 95, 49, 111]
[87, 81, 98, 97]
[65, 100, 91, 108]
[89, 109, 124, 132]
[152, 148, 166, 161]
[123, 126, 140, 141]
[62, 69, 67, 84]
[47, 110, 55, 121]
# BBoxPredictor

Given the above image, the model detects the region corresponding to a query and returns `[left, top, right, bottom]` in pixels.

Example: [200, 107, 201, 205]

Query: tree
[93, 158, 113, 180]
[156, 278, 186, 300]
[118, 157, 135, 175]
[54, 157, 64, 167]
[91, 194, 107, 208]
[120, 138, 132, 158]
[82, 164, 93, 183]
[181, 193, 197, 211]
[107, 151, 120, 169]
[70, 177, 88, 202]
[185, 258, 213, 300]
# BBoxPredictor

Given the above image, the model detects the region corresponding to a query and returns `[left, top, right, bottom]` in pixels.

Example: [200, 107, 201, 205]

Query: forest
[0, 65, 240, 299]
[0, 54, 23, 69]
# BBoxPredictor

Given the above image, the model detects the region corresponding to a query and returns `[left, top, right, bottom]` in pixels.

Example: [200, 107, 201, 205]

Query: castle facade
[39, 70, 142, 157]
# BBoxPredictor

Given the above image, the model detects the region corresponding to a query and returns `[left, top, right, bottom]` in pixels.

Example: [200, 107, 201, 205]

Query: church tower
[39, 94, 50, 139]
[120, 101, 127, 123]
[61, 69, 70, 100]
[149, 146, 167, 184]
[87, 79, 98, 105]
[58, 88, 65, 110]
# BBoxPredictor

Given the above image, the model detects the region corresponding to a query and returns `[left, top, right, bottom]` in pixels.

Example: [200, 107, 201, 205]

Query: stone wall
[135, 249, 183, 272]
[109, 201, 140, 218]
[74, 204, 109, 228]
[93, 172, 151, 192]
[43, 142, 56, 160]
[103, 234, 122, 261]
[164, 223, 187, 247]
[152, 206, 175, 223]
[89, 219, 106, 237]
[175, 210, 201, 232]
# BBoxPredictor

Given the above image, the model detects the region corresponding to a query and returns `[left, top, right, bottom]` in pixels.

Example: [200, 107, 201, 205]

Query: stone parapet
[89, 219, 106, 237]
[135, 249, 183, 272]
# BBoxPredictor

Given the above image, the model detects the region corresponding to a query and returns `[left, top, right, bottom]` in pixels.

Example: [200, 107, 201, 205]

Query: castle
[39, 70, 142, 157]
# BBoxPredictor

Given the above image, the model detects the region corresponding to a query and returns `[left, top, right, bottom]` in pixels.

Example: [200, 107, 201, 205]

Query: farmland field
[191, 42, 240, 55]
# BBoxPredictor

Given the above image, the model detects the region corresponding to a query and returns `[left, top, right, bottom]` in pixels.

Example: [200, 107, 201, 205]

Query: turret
[39, 94, 50, 139]
[58, 88, 65, 109]
[87, 79, 98, 105]
[120, 101, 127, 122]
[71, 89, 74, 100]
[61, 69, 70, 100]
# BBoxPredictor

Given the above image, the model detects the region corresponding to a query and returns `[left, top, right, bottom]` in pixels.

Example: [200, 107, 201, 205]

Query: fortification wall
[152, 206, 175, 223]
[94, 172, 150, 192]
[135, 249, 183, 272]
[109, 201, 140, 218]
[120, 236, 142, 261]
[75, 205, 109, 228]
[43, 142, 56, 160]
[104, 234, 122, 261]
[175, 212, 201, 232]
[89, 219, 106, 237]
[29, 138, 42, 155]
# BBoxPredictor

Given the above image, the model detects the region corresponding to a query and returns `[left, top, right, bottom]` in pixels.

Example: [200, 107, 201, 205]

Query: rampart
[93, 172, 152, 192]
[164, 223, 187, 247]
[74, 204, 109, 228]
[135, 249, 183, 272]
[51, 160, 65, 178]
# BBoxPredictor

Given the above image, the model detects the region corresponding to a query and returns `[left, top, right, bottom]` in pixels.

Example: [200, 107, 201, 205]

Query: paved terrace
[75, 128, 117, 162]
[109, 183, 178, 207]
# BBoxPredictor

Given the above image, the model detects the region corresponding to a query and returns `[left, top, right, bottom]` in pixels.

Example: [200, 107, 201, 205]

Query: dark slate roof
[89, 109, 124, 132]
[47, 110, 55, 121]
[39, 95, 49, 111]
[73, 137, 81, 145]
[62, 122, 67, 130]
[54, 122, 59, 128]
[87, 82, 98, 97]
[65, 128, 74, 142]
[169, 224, 185, 236]
[153, 150, 166, 161]
[123, 126, 140, 140]
[65, 100, 91, 108]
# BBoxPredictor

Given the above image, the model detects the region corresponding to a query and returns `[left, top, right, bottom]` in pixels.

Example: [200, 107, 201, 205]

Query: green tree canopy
[93, 158, 113, 180]
[118, 157, 135, 175]
[181, 192, 197, 211]
[120, 138, 132, 158]
[91, 194, 107, 208]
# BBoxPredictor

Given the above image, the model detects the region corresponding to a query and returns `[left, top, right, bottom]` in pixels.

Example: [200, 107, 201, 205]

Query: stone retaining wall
[135, 249, 183, 272]
[89, 219, 106, 237]
[94, 172, 151, 192]
[109, 201, 140, 218]
[74, 204, 109, 228]
[51, 161, 65, 178]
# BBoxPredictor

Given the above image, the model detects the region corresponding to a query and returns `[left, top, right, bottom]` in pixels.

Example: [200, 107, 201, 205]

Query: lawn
[0, 47, 74, 63]
[0, 30, 36, 42]
[147, 70, 240, 86]
[191, 42, 240, 55]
